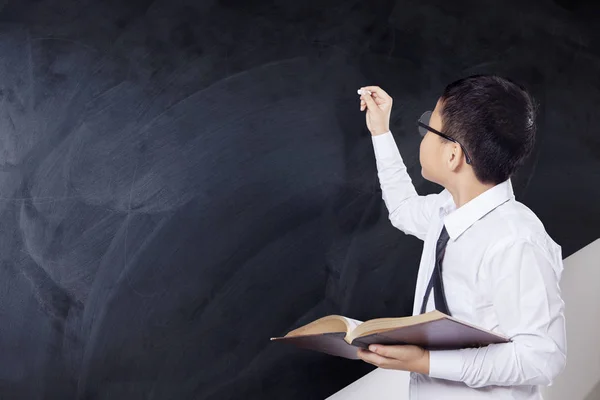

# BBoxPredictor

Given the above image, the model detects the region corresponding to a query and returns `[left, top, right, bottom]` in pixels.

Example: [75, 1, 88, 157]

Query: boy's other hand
[356, 344, 430, 375]
[359, 86, 393, 136]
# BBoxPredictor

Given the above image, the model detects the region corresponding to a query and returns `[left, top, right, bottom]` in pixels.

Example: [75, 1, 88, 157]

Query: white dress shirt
[371, 131, 567, 400]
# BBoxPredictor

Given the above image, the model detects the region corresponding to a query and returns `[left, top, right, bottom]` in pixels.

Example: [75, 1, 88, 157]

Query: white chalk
[357, 88, 372, 96]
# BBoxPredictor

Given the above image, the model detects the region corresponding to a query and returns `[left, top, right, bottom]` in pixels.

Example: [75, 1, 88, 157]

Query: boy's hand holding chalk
[358, 86, 393, 136]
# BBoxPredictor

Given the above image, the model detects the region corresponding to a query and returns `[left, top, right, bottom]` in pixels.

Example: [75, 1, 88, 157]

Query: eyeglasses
[417, 111, 473, 165]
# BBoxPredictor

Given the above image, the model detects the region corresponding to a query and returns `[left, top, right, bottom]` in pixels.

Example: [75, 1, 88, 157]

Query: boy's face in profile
[419, 98, 447, 186]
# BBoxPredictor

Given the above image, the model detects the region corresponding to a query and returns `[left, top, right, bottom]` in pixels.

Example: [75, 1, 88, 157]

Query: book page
[341, 317, 363, 333]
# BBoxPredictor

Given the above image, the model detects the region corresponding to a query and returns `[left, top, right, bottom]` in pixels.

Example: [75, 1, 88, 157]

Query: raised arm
[371, 131, 442, 241]
[360, 86, 442, 241]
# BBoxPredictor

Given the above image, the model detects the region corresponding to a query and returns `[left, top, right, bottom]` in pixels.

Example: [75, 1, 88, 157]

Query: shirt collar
[441, 179, 515, 240]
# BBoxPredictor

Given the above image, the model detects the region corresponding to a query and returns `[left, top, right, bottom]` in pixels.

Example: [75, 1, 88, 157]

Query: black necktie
[420, 226, 452, 316]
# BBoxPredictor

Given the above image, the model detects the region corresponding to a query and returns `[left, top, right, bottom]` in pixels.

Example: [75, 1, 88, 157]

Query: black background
[0, 0, 598, 398]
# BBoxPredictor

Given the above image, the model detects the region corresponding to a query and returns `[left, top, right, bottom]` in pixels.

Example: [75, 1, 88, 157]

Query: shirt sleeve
[427, 238, 567, 387]
[371, 131, 442, 241]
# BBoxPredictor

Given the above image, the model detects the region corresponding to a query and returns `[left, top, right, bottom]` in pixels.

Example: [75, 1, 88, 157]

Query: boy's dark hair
[439, 74, 537, 185]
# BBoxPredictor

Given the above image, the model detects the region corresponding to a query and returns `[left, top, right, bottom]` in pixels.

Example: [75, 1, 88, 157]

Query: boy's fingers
[361, 93, 377, 109]
[361, 86, 390, 100]
[357, 348, 392, 368]
[362, 89, 389, 107]
[373, 96, 387, 107]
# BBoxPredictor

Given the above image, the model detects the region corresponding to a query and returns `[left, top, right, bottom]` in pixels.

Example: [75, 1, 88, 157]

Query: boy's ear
[446, 143, 463, 172]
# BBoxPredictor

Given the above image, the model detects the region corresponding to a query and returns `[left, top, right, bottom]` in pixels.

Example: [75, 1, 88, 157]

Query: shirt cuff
[428, 350, 464, 381]
[370, 131, 402, 160]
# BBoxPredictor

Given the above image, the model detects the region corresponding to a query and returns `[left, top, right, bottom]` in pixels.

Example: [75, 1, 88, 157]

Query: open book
[271, 310, 510, 360]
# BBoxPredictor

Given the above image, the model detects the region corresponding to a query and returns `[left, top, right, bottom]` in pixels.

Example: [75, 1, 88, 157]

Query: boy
[356, 75, 567, 399]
